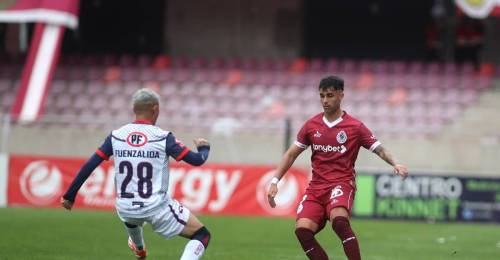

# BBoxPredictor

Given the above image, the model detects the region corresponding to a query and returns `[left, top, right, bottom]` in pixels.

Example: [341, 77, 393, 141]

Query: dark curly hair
[318, 76, 344, 91]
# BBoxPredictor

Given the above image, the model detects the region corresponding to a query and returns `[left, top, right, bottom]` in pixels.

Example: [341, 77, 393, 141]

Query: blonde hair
[132, 88, 160, 113]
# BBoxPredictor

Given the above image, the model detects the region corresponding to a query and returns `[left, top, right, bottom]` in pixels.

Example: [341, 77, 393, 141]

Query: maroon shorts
[296, 183, 356, 229]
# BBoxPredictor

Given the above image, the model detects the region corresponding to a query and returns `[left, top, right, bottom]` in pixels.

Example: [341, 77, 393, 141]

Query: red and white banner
[0, 0, 79, 28]
[0, 0, 79, 122]
[0, 154, 8, 207]
[7, 155, 310, 217]
[456, 0, 500, 18]
[11, 23, 64, 122]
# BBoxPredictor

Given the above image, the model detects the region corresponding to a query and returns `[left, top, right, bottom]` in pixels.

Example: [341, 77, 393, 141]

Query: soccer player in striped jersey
[268, 76, 408, 260]
[61, 88, 211, 260]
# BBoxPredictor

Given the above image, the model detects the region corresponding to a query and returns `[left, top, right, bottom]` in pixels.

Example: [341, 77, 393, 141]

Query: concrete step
[443, 86, 500, 137]
[475, 92, 500, 109]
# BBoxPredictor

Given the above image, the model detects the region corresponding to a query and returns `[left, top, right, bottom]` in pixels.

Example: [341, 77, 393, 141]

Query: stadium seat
[2, 56, 492, 138]
[309, 58, 324, 72]
[137, 54, 153, 68]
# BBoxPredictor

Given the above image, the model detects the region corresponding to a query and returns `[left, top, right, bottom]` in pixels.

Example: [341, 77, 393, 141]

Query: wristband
[271, 177, 279, 185]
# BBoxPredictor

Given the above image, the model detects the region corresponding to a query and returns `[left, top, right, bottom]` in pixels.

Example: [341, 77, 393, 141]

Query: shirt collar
[322, 111, 345, 128]
[132, 119, 153, 125]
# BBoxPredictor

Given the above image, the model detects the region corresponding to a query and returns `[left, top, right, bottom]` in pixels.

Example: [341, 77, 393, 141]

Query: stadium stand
[1, 55, 499, 173]
[1, 55, 493, 138]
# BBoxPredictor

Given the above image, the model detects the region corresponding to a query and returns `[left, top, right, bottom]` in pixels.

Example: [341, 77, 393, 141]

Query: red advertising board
[7, 155, 310, 217]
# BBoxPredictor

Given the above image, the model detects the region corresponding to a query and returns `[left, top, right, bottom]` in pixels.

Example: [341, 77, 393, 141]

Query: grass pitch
[1, 207, 499, 259]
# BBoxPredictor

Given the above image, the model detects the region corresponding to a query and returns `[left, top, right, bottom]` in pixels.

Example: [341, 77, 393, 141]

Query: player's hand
[193, 138, 210, 148]
[61, 197, 74, 211]
[267, 183, 278, 208]
[394, 164, 408, 180]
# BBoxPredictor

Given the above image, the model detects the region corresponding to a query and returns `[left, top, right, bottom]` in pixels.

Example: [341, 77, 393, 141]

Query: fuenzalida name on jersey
[114, 149, 160, 158]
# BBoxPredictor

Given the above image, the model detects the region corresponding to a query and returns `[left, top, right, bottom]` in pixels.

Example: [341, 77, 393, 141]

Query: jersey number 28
[119, 161, 153, 199]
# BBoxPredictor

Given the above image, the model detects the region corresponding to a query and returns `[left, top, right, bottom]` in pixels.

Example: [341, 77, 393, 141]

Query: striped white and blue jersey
[110, 121, 186, 217]
[63, 120, 209, 218]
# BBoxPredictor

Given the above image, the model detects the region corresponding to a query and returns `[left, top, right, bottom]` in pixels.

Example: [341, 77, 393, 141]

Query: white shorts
[117, 197, 190, 239]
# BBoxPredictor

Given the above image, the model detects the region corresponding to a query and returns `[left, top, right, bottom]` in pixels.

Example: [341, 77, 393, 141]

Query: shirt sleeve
[294, 122, 310, 149]
[165, 133, 190, 161]
[63, 153, 104, 202]
[359, 123, 381, 152]
[182, 146, 210, 166]
[95, 134, 113, 160]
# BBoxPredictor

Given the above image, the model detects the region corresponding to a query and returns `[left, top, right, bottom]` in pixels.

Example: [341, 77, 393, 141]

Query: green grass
[1, 208, 499, 260]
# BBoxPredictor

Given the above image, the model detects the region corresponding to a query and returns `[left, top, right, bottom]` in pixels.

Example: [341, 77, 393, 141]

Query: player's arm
[61, 135, 113, 211]
[358, 122, 408, 180]
[183, 138, 210, 166]
[61, 154, 104, 210]
[166, 133, 210, 166]
[273, 144, 305, 182]
[267, 144, 305, 208]
[373, 145, 408, 179]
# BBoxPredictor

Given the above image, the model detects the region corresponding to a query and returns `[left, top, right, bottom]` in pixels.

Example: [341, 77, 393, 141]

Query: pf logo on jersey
[336, 130, 347, 144]
[127, 132, 148, 147]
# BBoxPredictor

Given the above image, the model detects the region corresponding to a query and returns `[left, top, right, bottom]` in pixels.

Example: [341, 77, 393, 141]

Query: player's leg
[178, 213, 211, 260]
[150, 198, 210, 260]
[295, 194, 329, 260]
[118, 215, 147, 259]
[327, 184, 360, 260]
[125, 222, 146, 250]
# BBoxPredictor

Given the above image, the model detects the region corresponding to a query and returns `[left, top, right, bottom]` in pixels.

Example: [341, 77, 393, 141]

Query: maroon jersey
[295, 111, 380, 190]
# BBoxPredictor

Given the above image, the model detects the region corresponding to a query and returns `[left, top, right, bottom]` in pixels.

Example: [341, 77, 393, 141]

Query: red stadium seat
[3, 56, 492, 137]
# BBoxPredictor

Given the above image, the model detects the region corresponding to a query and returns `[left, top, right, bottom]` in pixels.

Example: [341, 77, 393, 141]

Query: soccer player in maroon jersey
[267, 76, 408, 260]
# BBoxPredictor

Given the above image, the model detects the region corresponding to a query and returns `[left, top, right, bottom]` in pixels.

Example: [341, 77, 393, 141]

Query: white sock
[126, 225, 145, 249]
[180, 240, 205, 260]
